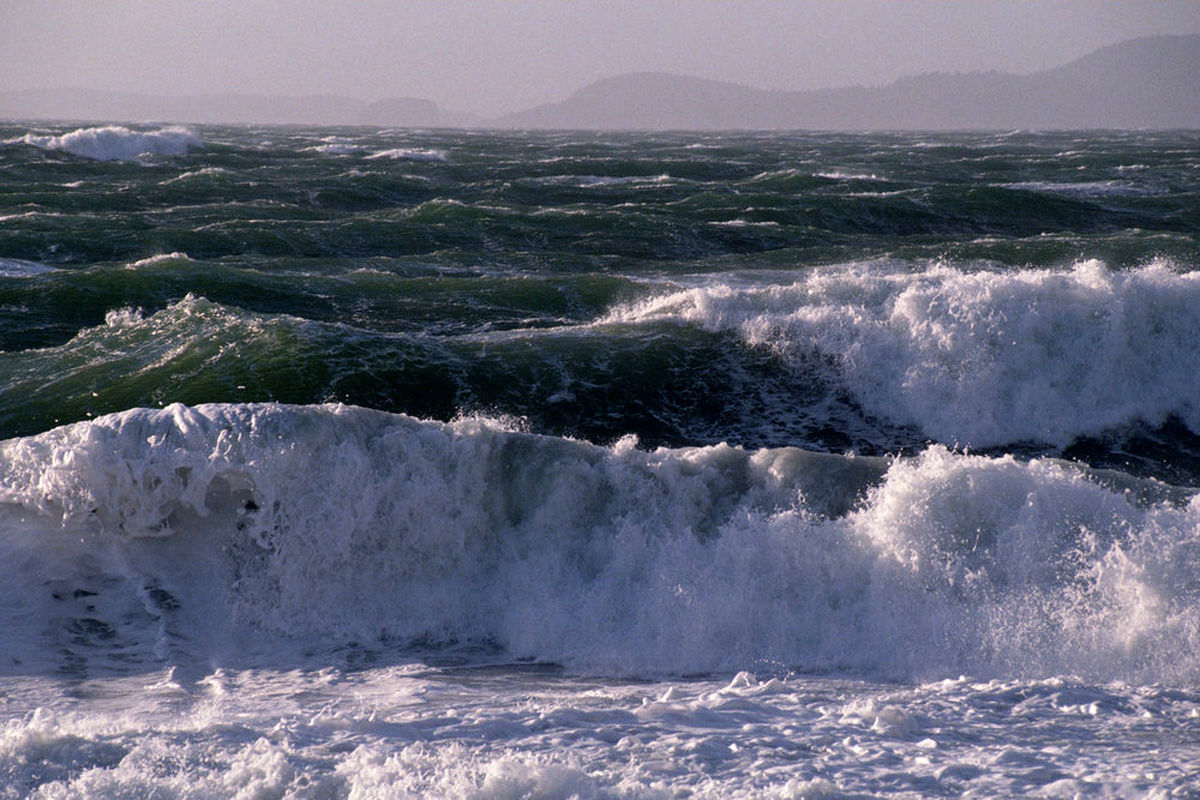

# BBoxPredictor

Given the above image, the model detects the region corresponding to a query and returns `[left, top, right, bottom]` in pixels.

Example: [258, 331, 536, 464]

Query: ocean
[1, 122, 1198, 797]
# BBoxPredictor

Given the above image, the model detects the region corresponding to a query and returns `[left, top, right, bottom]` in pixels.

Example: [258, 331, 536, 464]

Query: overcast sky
[4, 0, 1199, 117]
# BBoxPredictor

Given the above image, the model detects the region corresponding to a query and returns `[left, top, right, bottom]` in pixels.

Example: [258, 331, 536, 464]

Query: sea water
[0, 124, 1198, 797]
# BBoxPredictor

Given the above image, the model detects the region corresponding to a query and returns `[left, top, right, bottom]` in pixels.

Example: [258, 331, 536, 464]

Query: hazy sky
[4, 0, 1200, 117]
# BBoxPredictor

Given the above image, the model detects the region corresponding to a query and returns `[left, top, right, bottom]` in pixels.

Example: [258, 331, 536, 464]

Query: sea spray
[2, 403, 1196, 682]
[18, 125, 202, 161]
[606, 259, 1200, 447]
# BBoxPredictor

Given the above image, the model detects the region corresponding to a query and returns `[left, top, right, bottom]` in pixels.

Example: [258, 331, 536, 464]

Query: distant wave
[815, 170, 884, 181]
[159, 166, 228, 185]
[0, 257, 56, 277]
[367, 147, 449, 162]
[1002, 180, 1163, 198]
[308, 143, 361, 155]
[1, 403, 1196, 682]
[19, 125, 202, 161]
[606, 259, 1200, 448]
[128, 252, 194, 269]
[525, 174, 675, 188]
[306, 136, 363, 155]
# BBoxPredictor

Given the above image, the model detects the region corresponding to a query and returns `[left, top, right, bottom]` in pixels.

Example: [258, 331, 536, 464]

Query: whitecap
[160, 167, 227, 185]
[709, 219, 781, 228]
[309, 144, 360, 155]
[815, 171, 883, 181]
[128, 252, 194, 269]
[526, 173, 673, 188]
[0, 211, 39, 224]
[0, 257, 55, 277]
[366, 148, 449, 162]
[0, 404, 1197, 683]
[1002, 180, 1161, 197]
[21, 125, 202, 161]
[604, 259, 1200, 448]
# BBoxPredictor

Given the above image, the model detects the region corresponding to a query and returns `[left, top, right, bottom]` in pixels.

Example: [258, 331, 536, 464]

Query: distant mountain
[358, 98, 478, 128]
[358, 97, 438, 126]
[0, 89, 459, 127]
[496, 35, 1200, 130]
[2, 35, 1196, 130]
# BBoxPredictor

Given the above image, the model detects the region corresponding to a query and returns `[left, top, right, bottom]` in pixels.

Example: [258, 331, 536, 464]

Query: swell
[0, 403, 1196, 683]
[8, 257, 1200, 480]
[4, 126, 1196, 269]
[0, 258, 632, 351]
[0, 293, 870, 454]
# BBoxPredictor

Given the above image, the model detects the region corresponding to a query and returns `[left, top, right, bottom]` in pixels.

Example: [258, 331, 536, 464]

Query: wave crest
[20, 125, 202, 161]
[606, 259, 1200, 447]
[1, 403, 1197, 683]
[367, 148, 448, 162]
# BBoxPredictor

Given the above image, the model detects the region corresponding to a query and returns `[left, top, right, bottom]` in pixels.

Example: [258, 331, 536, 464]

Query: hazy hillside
[497, 34, 1200, 130]
[0, 89, 456, 127]
[2, 35, 1196, 130]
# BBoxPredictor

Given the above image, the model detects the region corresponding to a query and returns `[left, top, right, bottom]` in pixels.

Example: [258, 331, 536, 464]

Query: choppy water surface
[1, 123, 1199, 797]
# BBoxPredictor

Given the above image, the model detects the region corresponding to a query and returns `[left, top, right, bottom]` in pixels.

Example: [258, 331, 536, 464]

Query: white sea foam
[367, 147, 449, 162]
[2, 403, 1199, 795]
[309, 143, 360, 155]
[1002, 179, 1162, 197]
[21, 125, 202, 161]
[815, 171, 882, 181]
[159, 166, 227, 185]
[0, 257, 55, 277]
[709, 219, 781, 228]
[1, 668, 1196, 797]
[0, 403, 1196, 684]
[0, 210, 39, 223]
[128, 252, 194, 269]
[605, 259, 1200, 447]
[103, 306, 145, 327]
[307, 137, 362, 155]
[541, 174, 674, 187]
[748, 168, 811, 182]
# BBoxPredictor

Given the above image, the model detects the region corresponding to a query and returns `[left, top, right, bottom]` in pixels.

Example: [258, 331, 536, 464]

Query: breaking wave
[1, 403, 1196, 683]
[606, 259, 1200, 447]
[19, 125, 202, 161]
